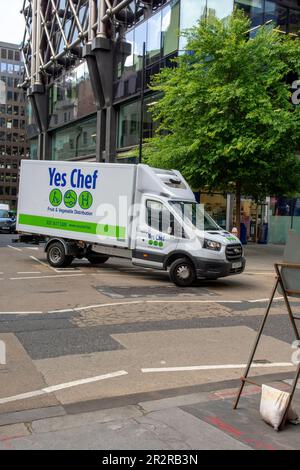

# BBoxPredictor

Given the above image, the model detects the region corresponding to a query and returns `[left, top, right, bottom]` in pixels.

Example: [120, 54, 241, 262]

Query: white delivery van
[17, 161, 245, 287]
[0, 204, 10, 211]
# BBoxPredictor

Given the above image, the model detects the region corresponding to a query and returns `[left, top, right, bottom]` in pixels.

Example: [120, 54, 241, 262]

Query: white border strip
[10, 274, 86, 281]
[0, 370, 128, 405]
[141, 363, 294, 373]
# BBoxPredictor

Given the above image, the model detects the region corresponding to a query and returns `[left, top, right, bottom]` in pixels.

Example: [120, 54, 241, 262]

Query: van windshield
[0, 210, 9, 219]
[169, 201, 220, 231]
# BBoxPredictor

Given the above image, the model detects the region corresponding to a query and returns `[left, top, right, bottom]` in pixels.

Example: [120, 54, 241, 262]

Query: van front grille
[226, 244, 243, 261]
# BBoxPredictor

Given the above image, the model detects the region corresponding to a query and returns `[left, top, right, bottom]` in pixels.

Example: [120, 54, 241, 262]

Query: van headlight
[203, 239, 222, 251]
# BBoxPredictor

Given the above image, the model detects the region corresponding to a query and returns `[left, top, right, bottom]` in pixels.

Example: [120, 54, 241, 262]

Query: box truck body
[17, 161, 245, 287]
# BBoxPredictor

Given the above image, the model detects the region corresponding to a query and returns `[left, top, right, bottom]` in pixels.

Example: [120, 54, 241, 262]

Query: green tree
[143, 9, 300, 233]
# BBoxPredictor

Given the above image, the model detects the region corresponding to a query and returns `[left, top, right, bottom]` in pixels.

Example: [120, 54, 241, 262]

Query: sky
[0, 0, 25, 45]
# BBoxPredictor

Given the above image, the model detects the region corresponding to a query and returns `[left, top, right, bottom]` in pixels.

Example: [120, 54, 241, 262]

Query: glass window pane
[0, 80, 6, 105]
[162, 0, 180, 56]
[235, 0, 264, 29]
[180, 0, 207, 50]
[265, 1, 288, 32]
[134, 21, 147, 71]
[118, 100, 140, 149]
[147, 11, 162, 64]
[124, 30, 135, 72]
[51, 116, 97, 161]
[29, 139, 38, 160]
[207, 0, 233, 20]
[49, 62, 96, 128]
[289, 9, 300, 34]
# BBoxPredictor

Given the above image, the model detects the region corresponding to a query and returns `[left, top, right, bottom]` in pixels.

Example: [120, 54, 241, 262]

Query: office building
[0, 41, 27, 209]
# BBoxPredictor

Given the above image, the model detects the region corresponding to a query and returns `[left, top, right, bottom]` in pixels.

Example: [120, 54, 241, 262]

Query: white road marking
[245, 272, 275, 276]
[10, 274, 86, 281]
[7, 245, 22, 252]
[55, 268, 76, 271]
[25, 247, 39, 251]
[0, 370, 128, 405]
[147, 300, 243, 304]
[17, 272, 42, 275]
[30, 256, 50, 268]
[91, 273, 127, 277]
[29, 256, 82, 274]
[55, 268, 82, 274]
[0, 311, 43, 315]
[48, 301, 143, 314]
[248, 297, 283, 303]
[141, 363, 294, 373]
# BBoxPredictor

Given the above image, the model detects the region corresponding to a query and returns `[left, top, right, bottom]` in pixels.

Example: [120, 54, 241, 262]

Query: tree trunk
[236, 181, 242, 239]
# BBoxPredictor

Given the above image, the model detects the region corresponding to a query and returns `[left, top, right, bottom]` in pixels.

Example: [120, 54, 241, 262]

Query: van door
[133, 197, 179, 269]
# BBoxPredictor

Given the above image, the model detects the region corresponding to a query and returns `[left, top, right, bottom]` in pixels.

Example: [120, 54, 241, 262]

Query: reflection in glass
[117, 95, 160, 149]
[124, 31, 134, 73]
[134, 21, 147, 71]
[147, 11, 162, 64]
[49, 62, 96, 128]
[207, 0, 234, 20]
[162, 0, 180, 56]
[118, 100, 139, 149]
[235, 0, 264, 29]
[179, 0, 207, 50]
[289, 9, 300, 34]
[51, 116, 97, 161]
[29, 138, 38, 160]
[265, 1, 288, 32]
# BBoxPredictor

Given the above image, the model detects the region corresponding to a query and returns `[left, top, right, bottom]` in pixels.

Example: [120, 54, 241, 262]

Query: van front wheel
[169, 258, 196, 287]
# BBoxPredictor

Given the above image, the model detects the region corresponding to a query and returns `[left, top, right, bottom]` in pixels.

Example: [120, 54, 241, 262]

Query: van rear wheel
[47, 242, 73, 268]
[169, 258, 196, 287]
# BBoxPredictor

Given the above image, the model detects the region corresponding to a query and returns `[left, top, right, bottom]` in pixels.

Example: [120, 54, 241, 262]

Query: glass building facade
[0, 41, 27, 209]
[115, 0, 300, 156]
[27, 0, 300, 162]
[23, 0, 300, 241]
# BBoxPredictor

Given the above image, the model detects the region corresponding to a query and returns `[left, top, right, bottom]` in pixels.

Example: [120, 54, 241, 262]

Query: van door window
[146, 200, 175, 236]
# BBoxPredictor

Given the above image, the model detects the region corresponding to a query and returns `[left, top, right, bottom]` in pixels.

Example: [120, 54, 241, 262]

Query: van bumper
[194, 257, 246, 279]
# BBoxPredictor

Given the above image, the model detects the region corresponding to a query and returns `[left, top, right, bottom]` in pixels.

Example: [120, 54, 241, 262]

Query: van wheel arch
[165, 252, 196, 271]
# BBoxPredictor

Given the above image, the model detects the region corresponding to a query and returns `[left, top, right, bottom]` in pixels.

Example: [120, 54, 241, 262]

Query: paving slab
[0, 333, 60, 414]
[31, 405, 143, 433]
[0, 406, 251, 450]
[182, 389, 300, 451]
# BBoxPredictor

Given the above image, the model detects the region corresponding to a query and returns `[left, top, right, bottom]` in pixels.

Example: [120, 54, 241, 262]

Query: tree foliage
[143, 9, 300, 202]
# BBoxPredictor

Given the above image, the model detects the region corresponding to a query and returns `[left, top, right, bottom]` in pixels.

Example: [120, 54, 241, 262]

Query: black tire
[169, 257, 196, 287]
[87, 255, 110, 265]
[47, 242, 73, 268]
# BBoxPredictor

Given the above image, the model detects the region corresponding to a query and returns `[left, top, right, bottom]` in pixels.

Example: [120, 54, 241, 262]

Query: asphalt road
[0, 234, 298, 418]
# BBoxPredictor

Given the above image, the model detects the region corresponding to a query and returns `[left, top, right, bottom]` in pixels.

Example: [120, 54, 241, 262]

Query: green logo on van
[49, 189, 62, 207]
[64, 190, 77, 209]
[79, 191, 93, 210]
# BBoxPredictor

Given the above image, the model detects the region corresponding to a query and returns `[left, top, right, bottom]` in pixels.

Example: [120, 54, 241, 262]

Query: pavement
[0, 235, 299, 450]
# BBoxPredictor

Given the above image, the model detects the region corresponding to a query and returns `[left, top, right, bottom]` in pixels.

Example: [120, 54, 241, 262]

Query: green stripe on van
[18, 214, 126, 239]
